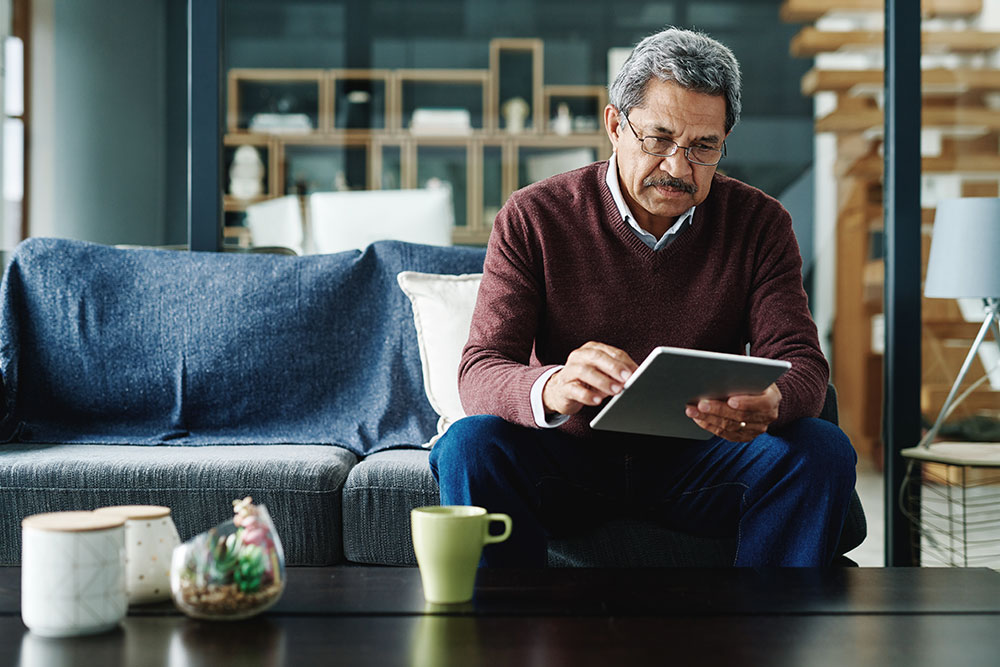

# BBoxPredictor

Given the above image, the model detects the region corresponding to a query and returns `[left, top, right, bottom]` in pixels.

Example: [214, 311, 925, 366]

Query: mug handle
[483, 513, 512, 544]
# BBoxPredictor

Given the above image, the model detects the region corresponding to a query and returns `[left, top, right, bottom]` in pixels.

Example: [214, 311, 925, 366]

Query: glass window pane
[219, 1, 828, 257]
[916, 2, 1000, 567]
[3, 117, 22, 249]
[4, 37, 23, 117]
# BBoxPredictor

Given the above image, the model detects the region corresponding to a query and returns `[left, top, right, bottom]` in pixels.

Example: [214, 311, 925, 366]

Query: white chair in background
[308, 187, 454, 254]
[245, 195, 306, 255]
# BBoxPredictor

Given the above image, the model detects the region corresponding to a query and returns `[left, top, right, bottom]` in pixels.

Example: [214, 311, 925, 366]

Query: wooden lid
[22, 511, 125, 533]
[93, 505, 172, 520]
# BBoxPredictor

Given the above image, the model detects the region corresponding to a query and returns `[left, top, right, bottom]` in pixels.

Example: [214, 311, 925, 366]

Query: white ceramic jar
[21, 511, 127, 637]
[93, 505, 180, 605]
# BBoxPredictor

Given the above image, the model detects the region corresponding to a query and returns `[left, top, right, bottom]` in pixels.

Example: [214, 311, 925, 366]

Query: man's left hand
[684, 383, 781, 442]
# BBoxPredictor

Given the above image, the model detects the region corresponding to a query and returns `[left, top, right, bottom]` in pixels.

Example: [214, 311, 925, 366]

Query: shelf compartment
[542, 85, 608, 135]
[480, 141, 505, 232]
[393, 70, 489, 134]
[413, 140, 473, 231]
[223, 134, 277, 210]
[277, 137, 371, 195]
[372, 139, 404, 191]
[490, 38, 544, 134]
[331, 69, 392, 131]
[227, 68, 329, 134]
[512, 135, 611, 190]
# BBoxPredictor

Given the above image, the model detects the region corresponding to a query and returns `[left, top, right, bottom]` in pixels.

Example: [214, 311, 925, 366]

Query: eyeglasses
[620, 111, 726, 166]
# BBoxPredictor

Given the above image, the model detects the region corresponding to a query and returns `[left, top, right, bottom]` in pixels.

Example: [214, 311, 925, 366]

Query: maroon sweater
[459, 160, 829, 438]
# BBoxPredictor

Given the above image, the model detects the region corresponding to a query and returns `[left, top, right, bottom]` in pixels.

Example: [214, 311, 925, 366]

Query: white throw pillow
[397, 271, 482, 447]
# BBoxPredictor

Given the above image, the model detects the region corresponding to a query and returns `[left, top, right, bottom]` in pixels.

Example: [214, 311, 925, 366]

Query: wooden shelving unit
[780, 0, 982, 23]
[785, 3, 1000, 465]
[790, 27, 1000, 57]
[801, 68, 1000, 96]
[815, 106, 1000, 133]
[223, 38, 611, 246]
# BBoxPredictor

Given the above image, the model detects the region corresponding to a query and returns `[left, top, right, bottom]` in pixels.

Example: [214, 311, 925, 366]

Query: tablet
[589, 346, 791, 440]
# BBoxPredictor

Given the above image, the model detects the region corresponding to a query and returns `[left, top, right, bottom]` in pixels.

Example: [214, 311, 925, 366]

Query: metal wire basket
[901, 443, 1000, 568]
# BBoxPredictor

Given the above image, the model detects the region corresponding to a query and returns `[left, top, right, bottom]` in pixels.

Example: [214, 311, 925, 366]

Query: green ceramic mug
[410, 506, 512, 604]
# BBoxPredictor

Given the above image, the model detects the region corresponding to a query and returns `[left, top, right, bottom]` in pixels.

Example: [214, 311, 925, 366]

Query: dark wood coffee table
[2, 566, 1000, 665]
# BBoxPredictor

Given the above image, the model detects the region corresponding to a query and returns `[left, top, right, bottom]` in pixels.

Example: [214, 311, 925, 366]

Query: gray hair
[609, 27, 742, 133]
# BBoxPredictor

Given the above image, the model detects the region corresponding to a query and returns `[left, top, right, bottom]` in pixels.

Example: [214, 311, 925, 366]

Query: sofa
[0, 238, 866, 566]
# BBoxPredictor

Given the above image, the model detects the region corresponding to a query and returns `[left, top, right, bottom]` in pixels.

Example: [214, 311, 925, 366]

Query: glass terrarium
[170, 497, 285, 620]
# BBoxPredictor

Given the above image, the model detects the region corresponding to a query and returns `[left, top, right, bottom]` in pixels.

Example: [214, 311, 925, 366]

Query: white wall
[30, 0, 169, 246]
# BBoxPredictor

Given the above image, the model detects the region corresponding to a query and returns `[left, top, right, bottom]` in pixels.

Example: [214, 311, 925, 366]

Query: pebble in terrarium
[171, 496, 286, 620]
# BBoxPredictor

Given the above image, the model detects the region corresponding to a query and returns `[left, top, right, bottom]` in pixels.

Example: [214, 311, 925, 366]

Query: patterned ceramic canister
[93, 505, 180, 605]
[21, 511, 127, 637]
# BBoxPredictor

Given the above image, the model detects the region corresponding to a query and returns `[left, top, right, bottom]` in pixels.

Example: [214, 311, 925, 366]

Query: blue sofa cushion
[0, 238, 486, 455]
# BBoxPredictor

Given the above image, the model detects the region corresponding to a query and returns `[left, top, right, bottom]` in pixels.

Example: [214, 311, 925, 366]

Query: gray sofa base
[342, 442, 736, 566]
[2, 441, 865, 568]
[0, 444, 358, 566]
[341, 449, 867, 567]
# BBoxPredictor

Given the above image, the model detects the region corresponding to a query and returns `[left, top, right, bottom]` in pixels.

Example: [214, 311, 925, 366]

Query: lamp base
[920, 299, 1000, 449]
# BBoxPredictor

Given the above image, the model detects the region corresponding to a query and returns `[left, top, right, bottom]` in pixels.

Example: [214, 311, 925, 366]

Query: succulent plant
[234, 544, 266, 593]
[208, 533, 240, 582]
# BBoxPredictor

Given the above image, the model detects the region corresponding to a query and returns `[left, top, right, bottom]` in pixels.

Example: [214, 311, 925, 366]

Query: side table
[901, 441, 1000, 567]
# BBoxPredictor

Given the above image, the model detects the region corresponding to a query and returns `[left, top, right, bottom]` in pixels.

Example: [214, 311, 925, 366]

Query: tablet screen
[589, 346, 791, 440]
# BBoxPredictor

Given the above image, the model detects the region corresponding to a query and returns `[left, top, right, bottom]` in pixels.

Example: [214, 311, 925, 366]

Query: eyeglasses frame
[619, 109, 726, 167]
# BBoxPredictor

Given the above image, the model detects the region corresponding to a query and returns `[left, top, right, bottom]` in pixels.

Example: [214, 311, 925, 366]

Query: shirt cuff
[530, 366, 570, 428]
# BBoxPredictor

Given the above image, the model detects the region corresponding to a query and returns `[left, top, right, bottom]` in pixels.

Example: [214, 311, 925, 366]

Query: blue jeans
[429, 415, 857, 567]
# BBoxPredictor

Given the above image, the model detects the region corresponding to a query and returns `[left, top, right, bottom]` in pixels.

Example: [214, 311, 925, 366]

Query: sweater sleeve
[745, 203, 830, 426]
[457, 195, 559, 428]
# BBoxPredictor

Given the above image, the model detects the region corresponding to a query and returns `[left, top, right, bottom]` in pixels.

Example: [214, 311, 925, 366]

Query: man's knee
[773, 417, 857, 483]
[429, 415, 518, 481]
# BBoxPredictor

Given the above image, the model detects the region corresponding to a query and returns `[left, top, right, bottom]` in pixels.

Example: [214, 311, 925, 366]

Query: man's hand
[685, 383, 782, 442]
[542, 342, 638, 417]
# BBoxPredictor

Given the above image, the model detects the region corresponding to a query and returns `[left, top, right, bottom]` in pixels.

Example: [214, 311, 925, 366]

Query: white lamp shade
[924, 197, 1000, 298]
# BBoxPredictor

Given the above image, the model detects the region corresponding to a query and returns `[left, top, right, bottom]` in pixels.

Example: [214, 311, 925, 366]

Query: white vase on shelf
[229, 145, 265, 199]
[502, 97, 529, 134]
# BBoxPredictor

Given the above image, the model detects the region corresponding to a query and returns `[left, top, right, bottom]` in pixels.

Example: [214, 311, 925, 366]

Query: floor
[843, 459, 885, 566]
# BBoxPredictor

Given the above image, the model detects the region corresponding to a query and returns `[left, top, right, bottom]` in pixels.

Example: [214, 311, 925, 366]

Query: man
[430, 27, 856, 567]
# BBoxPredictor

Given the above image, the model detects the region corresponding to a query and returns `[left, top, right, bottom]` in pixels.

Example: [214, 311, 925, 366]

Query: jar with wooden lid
[21, 511, 127, 637]
[93, 505, 180, 605]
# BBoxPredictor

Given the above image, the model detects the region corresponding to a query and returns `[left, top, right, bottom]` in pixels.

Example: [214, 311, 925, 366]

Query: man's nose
[659, 149, 692, 176]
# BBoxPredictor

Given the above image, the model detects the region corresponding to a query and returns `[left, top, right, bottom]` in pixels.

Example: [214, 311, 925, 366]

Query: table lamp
[920, 197, 1000, 447]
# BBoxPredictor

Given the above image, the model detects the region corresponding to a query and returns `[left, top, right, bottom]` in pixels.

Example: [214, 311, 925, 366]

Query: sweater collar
[604, 156, 696, 250]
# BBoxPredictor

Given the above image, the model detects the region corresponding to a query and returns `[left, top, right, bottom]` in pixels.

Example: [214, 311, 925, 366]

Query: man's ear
[604, 105, 622, 151]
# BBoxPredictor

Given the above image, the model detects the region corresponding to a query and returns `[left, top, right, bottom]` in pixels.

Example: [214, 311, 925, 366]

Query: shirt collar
[605, 156, 696, 248]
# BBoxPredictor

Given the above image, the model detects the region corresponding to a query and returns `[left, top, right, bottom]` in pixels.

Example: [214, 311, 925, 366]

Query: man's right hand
[542, 341, 637, 416]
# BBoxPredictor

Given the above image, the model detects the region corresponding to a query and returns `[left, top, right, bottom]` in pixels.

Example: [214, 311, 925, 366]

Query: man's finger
[578, 342, 638, 377]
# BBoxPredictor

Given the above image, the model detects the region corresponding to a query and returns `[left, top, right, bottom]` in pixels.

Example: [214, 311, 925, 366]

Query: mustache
[643, 176, 697, 195]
